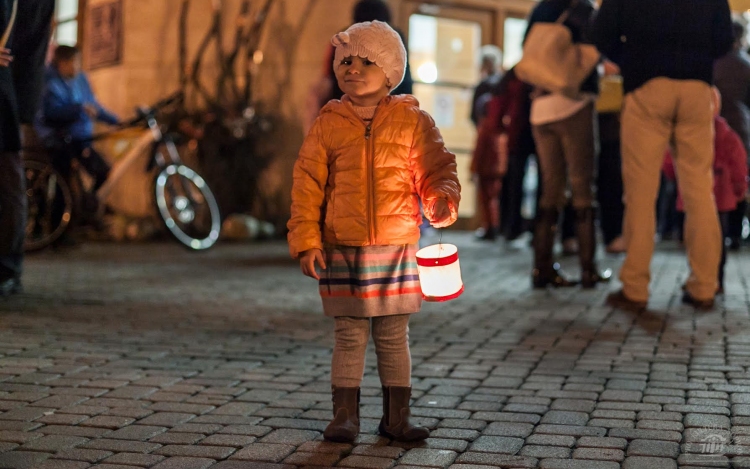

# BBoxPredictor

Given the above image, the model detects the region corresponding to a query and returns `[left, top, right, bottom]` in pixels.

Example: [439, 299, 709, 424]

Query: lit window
[54, 0, 81, 46]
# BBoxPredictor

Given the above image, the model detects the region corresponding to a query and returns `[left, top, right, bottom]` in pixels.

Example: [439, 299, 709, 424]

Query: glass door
[402, 2, 494, 227]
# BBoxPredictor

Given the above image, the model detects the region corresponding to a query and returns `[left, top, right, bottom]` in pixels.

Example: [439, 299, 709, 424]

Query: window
[503, 17, 527, 69]
[54, 0, 81, 46]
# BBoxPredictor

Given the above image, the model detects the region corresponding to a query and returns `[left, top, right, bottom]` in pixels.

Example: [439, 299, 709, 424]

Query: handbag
[515, 3, 600, 96]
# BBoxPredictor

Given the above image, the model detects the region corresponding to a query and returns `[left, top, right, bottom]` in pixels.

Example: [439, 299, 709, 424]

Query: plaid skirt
[319, 244, 423, 318]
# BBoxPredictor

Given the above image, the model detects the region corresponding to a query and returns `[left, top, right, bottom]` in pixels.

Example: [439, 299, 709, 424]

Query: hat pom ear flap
[331, 32, 350, 47]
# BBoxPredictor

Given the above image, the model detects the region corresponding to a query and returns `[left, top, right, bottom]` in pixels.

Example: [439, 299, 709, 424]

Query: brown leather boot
[323, 387, 360, 443]
[575, 206, 612, 288]
[532, 207, 577, 288]
[378, 386, 429, 442]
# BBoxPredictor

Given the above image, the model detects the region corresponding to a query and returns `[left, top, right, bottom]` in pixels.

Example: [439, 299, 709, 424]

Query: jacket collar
[321, 94, 420, 125]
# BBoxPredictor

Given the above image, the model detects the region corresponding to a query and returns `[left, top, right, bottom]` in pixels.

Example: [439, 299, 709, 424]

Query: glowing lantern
[415, 243, 464, 302]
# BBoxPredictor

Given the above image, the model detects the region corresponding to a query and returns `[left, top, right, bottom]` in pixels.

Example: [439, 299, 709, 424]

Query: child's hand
[300, 248, 326, 280]
[431, 199, 452, 228]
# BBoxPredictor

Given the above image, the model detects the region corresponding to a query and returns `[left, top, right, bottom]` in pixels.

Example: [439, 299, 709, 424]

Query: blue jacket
[36, 66, 119, 143]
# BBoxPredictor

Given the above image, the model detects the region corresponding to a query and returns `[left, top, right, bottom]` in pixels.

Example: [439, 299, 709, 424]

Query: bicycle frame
[95, 114, 181, 205]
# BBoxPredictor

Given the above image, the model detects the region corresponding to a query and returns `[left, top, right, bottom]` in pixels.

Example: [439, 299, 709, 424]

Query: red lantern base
[423, 285, 464, 302]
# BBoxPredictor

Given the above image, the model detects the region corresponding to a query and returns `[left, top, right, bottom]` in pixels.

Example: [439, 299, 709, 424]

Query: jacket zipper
[365, 121, 375, 245]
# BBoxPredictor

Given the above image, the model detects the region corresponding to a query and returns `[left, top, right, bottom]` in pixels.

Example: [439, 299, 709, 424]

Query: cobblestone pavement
[1, 232, 750, 469]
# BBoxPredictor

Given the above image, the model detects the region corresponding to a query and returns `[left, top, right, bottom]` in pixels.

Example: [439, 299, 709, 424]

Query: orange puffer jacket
[288, 95, 461, 258]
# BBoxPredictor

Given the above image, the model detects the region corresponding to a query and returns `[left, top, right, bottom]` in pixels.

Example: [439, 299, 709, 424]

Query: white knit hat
[332, 20, 407, 90]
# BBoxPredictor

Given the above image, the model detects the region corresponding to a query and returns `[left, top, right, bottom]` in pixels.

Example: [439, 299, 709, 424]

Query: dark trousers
[500, 152, 534, 240]
[727, 200, 747, 244]
[719, 211, 730, 289]
[52, 141, 111, 191]
[597, 139, 624, 245]
[0, 151, 26, 281]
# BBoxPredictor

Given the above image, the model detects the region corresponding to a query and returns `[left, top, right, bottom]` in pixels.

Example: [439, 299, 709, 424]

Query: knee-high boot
[378, 386, 429, 442]
[533, 207, 577, 288]
[323, 387, 360, 443]
[576, 206, 612, 288]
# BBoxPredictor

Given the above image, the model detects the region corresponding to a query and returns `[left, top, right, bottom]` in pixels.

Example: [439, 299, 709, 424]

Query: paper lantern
[416, 243, 464, 302]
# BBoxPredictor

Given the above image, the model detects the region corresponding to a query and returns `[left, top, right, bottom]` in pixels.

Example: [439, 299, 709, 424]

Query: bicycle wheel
[24, 160, 73, 251]
[154, 164, 221, 250]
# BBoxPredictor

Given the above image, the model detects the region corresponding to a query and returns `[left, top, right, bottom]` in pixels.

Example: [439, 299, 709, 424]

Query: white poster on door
[434, 92, 455, 128]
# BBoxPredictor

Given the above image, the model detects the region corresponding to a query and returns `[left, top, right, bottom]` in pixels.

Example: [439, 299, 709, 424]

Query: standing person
[525, 0, 610, 289]
[470, 45, 503, 128]
[0, 0, 55, 297]
[288, 21, 460, 443]
[662, 88, 748, 295]
[714, 18, 750, 250]
[594, 0, 733, 310]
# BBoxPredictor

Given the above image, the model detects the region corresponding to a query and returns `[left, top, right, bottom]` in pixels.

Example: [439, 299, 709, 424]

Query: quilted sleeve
[287, 118, 329, 258]
[411, 111, 461, 226]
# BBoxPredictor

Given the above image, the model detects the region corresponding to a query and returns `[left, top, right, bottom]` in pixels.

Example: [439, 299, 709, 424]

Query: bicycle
[23, 91, 222, 252]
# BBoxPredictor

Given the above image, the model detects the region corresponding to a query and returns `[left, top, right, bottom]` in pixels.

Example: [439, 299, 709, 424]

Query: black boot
[532, 207, 577, 288]
[378, 386, 429, 442]
[576, 206, 611, 289]
[323, 387, 360, 443]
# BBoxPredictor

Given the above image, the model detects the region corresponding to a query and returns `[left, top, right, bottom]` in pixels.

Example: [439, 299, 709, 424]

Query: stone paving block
[150, 456, 215, 469]
[468, 436, 523, 454]
[20, 435, 88, 451]
[587, 418, 634, 428]
[38, 425, 109, 438]
[454, 452, 537, 467]
[525, 434, 575, 447]
[549, 399, 595, 413]
[260, 417, 328, 431]
[608, 428, 682, 442]
[106, 425, 167, 441]
[31, 461, 90, 469]
[471, 412, 540, 424]
[282, 451, 342, 466]
[533, 424, 606, 437]
[0, 430, 42, 444]
[199, 434, 255, 447]
[351, 445, 404, 458]
[636, 419, 684, 431]
[0, 450, 51, 469]
[534, 406, 588, 424]
[81, 438, 162, 453]
[231, 443, 296, 462]
[437, 419, 486, 431]
[539, 458, 620, 469]
[153, 444, 236, 458]
[482, 422, 533, 437]
[219, 425, 272, 436]
[399, 448, 457, 467]
[572, 447, 625, 461]
[518, 445, 570, 458]
[684, 413, 731, 429]
[213, 462, 295, 469]
[627, 439, 680, 458]
[621, 456, 677, 469]
[100, 452, 167, 466]
[51, 448, 112, 463]
[430, 428, 479, 440]
[78, 415, 134, 429]
[0, 406, 53, 421]
[336, 455, 395, 468]
[260, 429, 320, 445]
[599, 390, 643, 402]
[149, 432, 204, 445]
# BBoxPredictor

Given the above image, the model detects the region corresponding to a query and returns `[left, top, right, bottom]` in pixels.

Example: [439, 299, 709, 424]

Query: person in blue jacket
[37, 45, 119, 193]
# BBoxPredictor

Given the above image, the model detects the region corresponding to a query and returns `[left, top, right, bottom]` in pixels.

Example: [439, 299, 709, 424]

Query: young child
[662, 87, 748, 294]
[288, 20, 461, 443]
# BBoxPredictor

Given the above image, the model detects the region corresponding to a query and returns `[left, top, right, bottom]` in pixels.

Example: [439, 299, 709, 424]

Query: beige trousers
[620, 78, 721, 302]
[331, 315, 411, 388]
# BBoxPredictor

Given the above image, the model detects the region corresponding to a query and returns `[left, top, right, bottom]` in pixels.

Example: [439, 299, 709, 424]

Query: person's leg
[728, 200, 747, 249]
[718, 211, 730, 293]
[531, 123, 574, 287]
[326, 316, 369, 442]
[597, 134, 624, 246]
[78, 145, 111, 191]
[619, 78, 676, 303]
[500, 153, 528, 240]
[0, 151, 26, 294]
[477, 178, 499, 240]
[560, 200, 578, 255]
[672, 81, 721, 303]
[372, 315, 428, 442]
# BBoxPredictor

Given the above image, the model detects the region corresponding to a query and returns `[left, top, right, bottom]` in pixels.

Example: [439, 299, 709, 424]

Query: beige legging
[331, 315, 412, 388]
